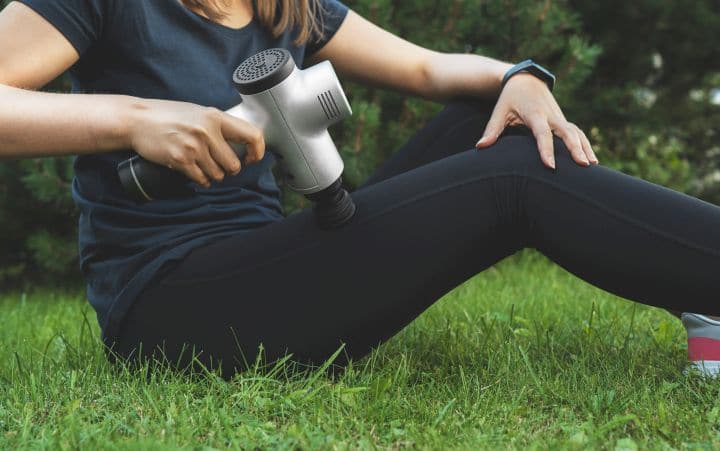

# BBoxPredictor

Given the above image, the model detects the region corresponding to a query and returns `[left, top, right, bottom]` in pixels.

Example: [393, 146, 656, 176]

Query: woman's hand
[126, 99, 265, 188]
[475, 73, 597, 169]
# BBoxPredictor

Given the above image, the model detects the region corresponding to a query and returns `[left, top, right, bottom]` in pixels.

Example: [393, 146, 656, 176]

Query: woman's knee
[481, 132, 588, 178]
[472, 133, 544, 175]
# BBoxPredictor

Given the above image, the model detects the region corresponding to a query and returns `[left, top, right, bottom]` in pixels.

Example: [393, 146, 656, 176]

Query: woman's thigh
[114, 137, 538, 373]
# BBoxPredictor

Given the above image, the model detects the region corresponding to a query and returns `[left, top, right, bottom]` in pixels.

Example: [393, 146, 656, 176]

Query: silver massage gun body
[117, 48, 356, 228]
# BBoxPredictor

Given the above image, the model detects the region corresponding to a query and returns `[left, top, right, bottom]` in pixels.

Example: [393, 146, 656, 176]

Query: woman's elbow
[414, 52, 451, 102]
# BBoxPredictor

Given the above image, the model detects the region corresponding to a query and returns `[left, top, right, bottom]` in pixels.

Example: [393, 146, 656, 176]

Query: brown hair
[181, 0, 324, 45]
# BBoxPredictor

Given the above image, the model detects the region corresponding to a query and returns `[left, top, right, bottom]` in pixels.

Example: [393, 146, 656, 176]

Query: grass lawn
[1, 251, 718, 449]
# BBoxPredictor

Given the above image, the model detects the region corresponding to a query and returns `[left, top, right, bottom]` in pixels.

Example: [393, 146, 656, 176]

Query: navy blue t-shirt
[18, 0, 349, 341]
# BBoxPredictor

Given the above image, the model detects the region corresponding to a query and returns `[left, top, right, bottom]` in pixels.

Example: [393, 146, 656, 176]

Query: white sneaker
[681, 313, 720, 377]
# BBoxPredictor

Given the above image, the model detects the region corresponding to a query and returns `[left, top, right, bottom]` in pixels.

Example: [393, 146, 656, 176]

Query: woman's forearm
[421, 52, 513, 102]
[0, 83, 266, 187]
[0, 84, 136, 158]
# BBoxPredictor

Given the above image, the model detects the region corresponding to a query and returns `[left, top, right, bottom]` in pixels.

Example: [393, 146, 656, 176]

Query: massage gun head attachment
[305, 178, 356, 229]
[233, 48, 295, 95]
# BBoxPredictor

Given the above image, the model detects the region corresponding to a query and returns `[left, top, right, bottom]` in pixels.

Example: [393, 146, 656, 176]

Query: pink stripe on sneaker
[688, 337, 720, 361]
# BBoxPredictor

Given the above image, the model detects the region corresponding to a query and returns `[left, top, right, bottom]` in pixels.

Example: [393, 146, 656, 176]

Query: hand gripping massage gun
[117, 48, 356, 228]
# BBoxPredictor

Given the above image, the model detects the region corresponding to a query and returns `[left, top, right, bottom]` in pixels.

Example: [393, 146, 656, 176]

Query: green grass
[1, 251, 719, 450]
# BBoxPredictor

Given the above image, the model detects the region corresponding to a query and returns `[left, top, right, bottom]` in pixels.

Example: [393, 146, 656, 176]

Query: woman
[0, 0, 718, 378]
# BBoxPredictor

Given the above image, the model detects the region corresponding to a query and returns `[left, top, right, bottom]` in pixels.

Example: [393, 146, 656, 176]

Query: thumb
[476, 110, 506, 149]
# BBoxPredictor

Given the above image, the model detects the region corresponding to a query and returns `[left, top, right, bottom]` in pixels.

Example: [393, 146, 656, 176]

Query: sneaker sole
[687, 360, 720, 377]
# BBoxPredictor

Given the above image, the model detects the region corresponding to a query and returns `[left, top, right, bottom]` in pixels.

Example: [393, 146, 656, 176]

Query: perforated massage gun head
[117, 48, 356, 228]
[233, 48, 295, 94]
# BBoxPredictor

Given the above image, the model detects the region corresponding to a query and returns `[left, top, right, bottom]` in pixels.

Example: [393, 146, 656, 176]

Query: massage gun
[117, 48, 356, 228]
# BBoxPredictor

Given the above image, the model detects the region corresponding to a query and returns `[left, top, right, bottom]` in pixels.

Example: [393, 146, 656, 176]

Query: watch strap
[501, 59, 556, 92]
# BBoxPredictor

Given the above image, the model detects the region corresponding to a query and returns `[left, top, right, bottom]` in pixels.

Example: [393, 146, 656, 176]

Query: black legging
[113, 99, 720, 375]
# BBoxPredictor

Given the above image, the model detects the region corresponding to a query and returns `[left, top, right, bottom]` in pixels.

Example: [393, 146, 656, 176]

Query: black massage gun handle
[118, 153, 357, 229]
[117, 144, 249, 201]
[117, 155, 194, 201]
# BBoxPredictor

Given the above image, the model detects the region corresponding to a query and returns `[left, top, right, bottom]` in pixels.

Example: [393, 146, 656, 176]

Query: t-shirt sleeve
[16, 0, 108, 55]
[305, 0, 350, 56]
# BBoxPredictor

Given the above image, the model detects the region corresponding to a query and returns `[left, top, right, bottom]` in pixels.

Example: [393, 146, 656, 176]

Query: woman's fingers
[219, 111, 265, 164]
[195, 143, 226, 183]
[481, 74, 597, 170]
[552, 122, 589, 166]
[193, 108, 262, 187]
[523, 113, 556, 169]
[476, 105, 507, 149]
[172, 153, 210, 188]
[165, 144, 211, 187]
[474, 102, 596, 171]
[575, 125, 598, 164]
[186, 164, 211, 188]
[130, 101, 264, 189]
[207, 132, 242, 176]
[189, 108, 260, 188]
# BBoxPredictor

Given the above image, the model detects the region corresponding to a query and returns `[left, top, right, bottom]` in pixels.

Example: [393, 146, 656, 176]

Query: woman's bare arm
[311, 10, 597, 168]
[0, 2, 264, 187]
[0, 2, 136, 157]
[0, 84, 140, 157]
[308, 11, 512, 101]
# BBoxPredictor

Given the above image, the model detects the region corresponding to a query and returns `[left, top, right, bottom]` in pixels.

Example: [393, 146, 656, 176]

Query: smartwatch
[501, 59, 556, 92]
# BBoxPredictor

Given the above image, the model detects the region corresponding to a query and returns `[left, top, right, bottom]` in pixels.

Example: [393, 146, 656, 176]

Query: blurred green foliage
[0, 0, 718, 285]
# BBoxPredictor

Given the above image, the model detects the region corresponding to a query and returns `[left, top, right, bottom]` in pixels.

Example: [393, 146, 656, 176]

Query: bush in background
[0, 0, 718, 285]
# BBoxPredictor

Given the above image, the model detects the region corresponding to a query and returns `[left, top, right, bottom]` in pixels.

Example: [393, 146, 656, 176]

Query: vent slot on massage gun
[318, 90, 341, 120]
